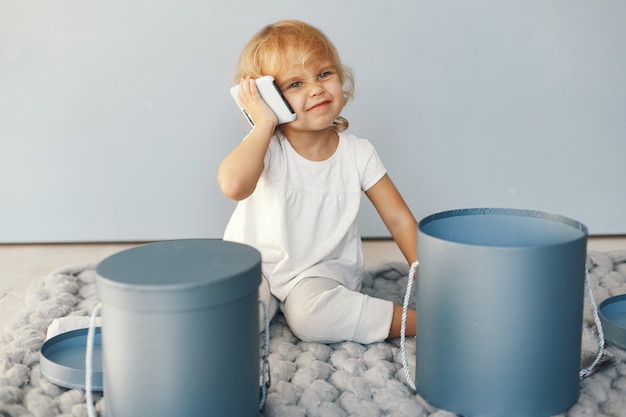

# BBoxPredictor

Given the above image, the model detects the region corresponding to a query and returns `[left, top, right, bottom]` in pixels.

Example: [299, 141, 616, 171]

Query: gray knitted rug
[1, 251, 626, 417]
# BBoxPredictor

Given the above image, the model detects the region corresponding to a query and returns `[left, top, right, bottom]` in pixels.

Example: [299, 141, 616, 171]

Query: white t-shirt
[223, 131, 387, 301]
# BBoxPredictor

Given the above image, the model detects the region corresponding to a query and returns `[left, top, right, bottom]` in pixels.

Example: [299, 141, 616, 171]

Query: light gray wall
[1, 0, 625, 242]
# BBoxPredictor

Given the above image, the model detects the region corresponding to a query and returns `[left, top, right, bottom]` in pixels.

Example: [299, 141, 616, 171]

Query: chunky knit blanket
[1, 251, 625, 417]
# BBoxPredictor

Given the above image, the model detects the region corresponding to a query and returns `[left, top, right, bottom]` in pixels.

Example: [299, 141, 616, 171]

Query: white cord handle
[259, 300, 271, 410]
[400, 261, 418, 391]
[86, 302, 102, 417]
[580, 265, 605, 379]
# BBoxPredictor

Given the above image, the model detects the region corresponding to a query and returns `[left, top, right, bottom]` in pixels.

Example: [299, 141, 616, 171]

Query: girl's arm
[217, 77, 278, 201]
[365, 174, 417, 264]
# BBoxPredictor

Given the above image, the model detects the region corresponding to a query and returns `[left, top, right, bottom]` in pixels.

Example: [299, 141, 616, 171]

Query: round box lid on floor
[40, 327, 103, 391]
[600, 294, 626, 350]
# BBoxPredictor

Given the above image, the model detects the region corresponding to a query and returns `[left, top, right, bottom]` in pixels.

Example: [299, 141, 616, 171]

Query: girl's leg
[282, 277, 396, 344]
[388, 305, 416, 339]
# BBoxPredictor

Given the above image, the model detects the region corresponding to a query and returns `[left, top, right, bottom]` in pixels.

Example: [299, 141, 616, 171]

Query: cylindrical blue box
[416, 208, 587, 417]
[96, 239, 261, 417]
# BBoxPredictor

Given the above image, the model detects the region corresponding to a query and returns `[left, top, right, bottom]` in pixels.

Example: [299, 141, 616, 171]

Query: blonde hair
[236, 20, 354, 132]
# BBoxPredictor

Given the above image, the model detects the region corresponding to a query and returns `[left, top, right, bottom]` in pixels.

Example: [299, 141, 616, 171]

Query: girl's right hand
[237, 77, 278, 129]
[218, 77, 278, 201]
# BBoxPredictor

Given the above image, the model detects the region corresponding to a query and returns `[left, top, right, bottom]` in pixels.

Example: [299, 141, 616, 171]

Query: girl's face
[275, 61, 344, 133]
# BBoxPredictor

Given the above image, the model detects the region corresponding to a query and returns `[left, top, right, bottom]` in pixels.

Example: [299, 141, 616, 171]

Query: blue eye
[318, 71, 330, 79]
[288, 81, 302, 89]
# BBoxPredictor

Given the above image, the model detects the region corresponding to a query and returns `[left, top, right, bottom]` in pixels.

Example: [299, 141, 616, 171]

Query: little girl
[218, 20, 417, 344]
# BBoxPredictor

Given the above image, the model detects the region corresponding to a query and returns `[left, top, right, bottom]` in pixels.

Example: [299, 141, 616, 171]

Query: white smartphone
[230, 76, 296, 127]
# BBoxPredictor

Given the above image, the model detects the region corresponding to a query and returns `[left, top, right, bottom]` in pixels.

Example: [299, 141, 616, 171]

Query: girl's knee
[284, 311, 336, 343]
[282, 279, 346, 342]
[283, 278, 395, 343]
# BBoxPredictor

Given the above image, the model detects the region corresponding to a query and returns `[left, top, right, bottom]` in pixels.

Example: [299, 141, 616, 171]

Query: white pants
[259, 275, 394, 344]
